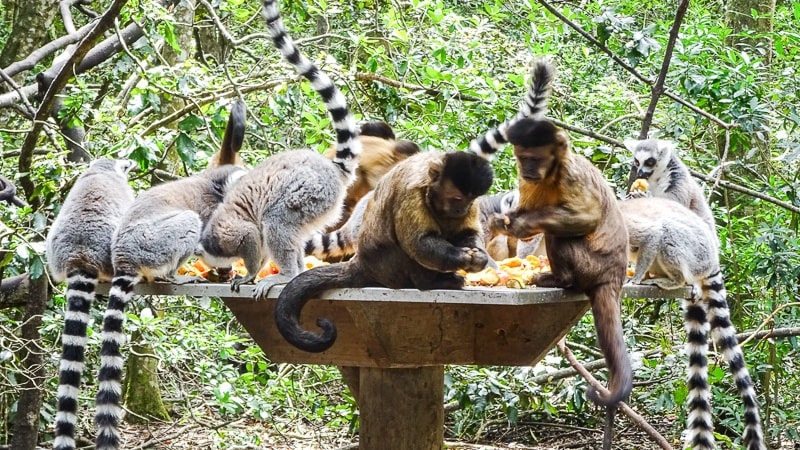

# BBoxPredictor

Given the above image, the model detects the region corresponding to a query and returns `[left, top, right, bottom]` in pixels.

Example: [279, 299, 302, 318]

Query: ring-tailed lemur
[208, 99, 247, 168]
[469, 57, 555, 159]
[197, 0, 362, 299]
[625, 139, 716, 237]
[95, 164, 244, 450]
[620, 196, 765, 450]
[45, 158, 136, 450]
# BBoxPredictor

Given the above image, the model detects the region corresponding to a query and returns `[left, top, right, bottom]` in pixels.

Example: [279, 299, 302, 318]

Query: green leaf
[29, 254, 45, 280]
[176, 132, 197, 165]
[178, 114, 204, 132]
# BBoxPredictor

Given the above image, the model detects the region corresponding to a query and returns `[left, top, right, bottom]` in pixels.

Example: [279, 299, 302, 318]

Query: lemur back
[95, 165, 244, 450]
[45, 158, 135, 450]
[625, 139, 716, 235]
[198, 0, 361, 299]
[621, 197, 765, 450]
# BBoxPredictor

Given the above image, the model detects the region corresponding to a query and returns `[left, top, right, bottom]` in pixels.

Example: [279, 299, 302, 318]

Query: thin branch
[639, 0, 690, 139]
[354, 72, 483, 102]
[739, 302, 800, 347]
[689, 168, 800, 214]
[556, 339, 674, 450]
[1, 22, 94, 79]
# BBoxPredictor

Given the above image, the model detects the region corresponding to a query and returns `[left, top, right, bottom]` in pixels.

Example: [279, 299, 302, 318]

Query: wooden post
[358, 366, 444, 450]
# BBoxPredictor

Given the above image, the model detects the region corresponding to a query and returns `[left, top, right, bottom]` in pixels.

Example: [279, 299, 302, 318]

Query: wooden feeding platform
[122, 282, 691, 450]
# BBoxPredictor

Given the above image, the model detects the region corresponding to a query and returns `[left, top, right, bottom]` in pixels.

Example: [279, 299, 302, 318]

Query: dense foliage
[1, 0, 799, 448]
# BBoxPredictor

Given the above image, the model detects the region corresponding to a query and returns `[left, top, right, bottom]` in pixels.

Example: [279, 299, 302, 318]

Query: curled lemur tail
[304, 229, 355, 261]
[469, 58, 555, 159]
[261, 0, 361, 180]
[275, 263, 370, 353]
[704, 271, 766, 450]
[95, 272, 140, 450]
[218, 99, 246, 165]
[54, 270, 98, 450]
[585, 282, 633, 407]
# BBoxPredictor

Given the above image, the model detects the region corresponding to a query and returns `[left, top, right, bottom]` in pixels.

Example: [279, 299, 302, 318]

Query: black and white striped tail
[261, 0, 361, 180]
[304, 229, 355, 261]
[704, 271, 766, 450]
[469, 58, 555, 160]
[54, 270, 98, 450]
[682, 294, 714, 450]
[95, 272, 139, 450]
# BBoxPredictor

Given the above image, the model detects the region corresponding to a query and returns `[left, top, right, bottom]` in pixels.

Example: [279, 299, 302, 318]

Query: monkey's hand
[459, 247, 490, 273]
[490, 212, 543, 240]
[488, 214, 512, 235]
[230, 273, 256, 293]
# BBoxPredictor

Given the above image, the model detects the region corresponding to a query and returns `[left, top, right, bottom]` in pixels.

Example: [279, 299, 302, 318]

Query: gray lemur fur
[620, 196, 717, 290]
[625, 139, 715, 236]
[47, 159, 136, 282]
[478, 190, 543, 260]
[45, 158, 135, 450]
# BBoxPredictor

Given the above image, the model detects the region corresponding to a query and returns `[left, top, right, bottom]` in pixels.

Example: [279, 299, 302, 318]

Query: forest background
[1, 0, 799, 448]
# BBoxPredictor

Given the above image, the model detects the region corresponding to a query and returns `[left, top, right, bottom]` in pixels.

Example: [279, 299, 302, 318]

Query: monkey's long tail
[53, 269, 98, 450]
[469, 58, 555, 159]
[95, 271, 140, 450]
[218, 99, 247, 166]
[275, 262, 369, 353]
[585, 282, 632, 406]
[682, 291, 715, 450]
[261, 0, 361, 181]
[704, 271, 766, 450]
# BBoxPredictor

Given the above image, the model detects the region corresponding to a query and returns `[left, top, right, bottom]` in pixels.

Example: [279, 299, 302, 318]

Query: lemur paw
[230, 273, 256, 293]
[253, 275, 293, 301]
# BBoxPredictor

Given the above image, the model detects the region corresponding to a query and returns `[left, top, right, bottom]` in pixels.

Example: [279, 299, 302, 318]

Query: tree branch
[0, 274, 31, 310]
[556, 339, 674, 450]
[639, 0, 690, 139]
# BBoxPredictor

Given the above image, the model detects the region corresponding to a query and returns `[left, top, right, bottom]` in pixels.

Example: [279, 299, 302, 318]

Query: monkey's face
[513, 145, 557, 183]
[429, 177, 477, 219]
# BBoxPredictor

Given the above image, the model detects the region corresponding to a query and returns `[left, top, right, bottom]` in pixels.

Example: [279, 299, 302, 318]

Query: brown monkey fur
[490, 118, 632, 411]
[275, 151, 494, 353]
[207, 100, 246, 169]
[323, 121, 420, 229]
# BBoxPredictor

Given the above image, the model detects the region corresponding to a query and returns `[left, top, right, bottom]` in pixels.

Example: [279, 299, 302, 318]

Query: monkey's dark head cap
[506, 118, 559, 148]
[444, 151, 493, 196]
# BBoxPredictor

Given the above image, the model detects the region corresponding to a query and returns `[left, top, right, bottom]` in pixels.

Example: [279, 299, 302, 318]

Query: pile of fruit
[177, 256, 328, 282]
[463, 255, 550, 288]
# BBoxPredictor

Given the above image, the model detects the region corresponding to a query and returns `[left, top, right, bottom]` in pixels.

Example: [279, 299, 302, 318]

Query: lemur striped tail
[95, 272, 140, 450]
[682, 294, 714, 450]
[305, 229, 356, 261]
[54, 269, 98, 450]
[261, 0, 361, 180]
[469, 58, 555, 159]
[704, 271, 766, 450]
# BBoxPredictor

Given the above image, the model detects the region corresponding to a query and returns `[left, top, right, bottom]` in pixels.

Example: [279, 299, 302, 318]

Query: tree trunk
[8, 275, 48, 450]
[0, 0, 59, 76]
[122, 332, 170, 424]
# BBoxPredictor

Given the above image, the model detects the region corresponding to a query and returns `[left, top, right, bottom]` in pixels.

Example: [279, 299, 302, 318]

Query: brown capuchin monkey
[274, 151, 494, 353]
[488, 118, 631, 450]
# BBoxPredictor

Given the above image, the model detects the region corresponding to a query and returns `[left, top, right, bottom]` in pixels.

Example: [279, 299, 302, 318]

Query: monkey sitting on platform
[274, 150, 494, 353]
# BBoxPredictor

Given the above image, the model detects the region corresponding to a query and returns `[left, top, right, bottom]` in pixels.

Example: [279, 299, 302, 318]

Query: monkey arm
[493, 196, 601, 239]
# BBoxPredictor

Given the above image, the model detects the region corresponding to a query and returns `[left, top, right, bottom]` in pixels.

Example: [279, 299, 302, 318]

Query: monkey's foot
[166, 274, 207, 285]
[253, 275, 293, 301]
[230, 274, 256, 293]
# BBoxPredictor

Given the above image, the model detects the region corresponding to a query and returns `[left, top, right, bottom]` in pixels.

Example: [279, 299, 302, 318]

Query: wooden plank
[358, 366, 443, 450]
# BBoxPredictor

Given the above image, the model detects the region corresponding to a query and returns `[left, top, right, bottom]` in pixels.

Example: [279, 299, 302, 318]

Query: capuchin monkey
[197, 0, 361, 298]
[208, 99, 247, 169]
[275, 151, 494, 353]
[46, 158, 136, 450]
[621, 196, 765, 450]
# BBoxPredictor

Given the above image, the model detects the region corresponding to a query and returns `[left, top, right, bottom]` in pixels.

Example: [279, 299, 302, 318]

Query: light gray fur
[620, 197, 717, 289]
[112, 165, 245, 279]
[625, 139, 716, 236]
[46, 159, 136, 282]
[305, 190, 373, 261]
[198, 150, 348, 295]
